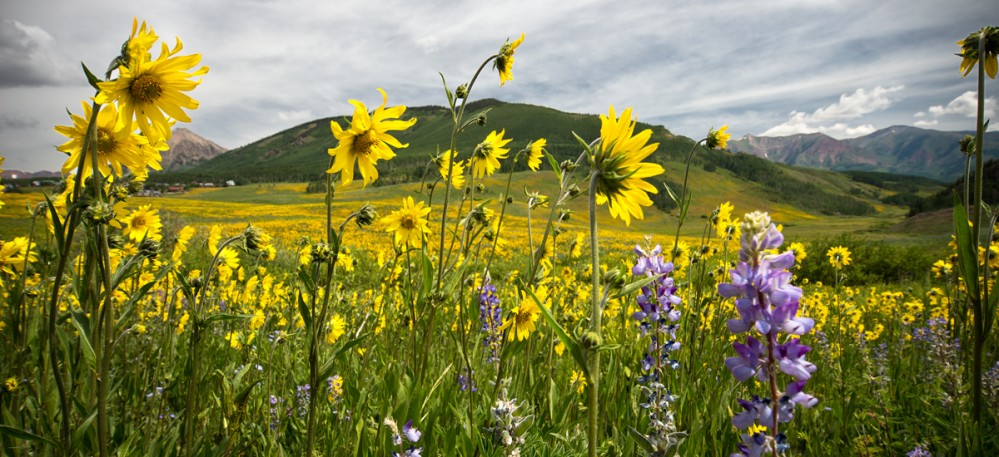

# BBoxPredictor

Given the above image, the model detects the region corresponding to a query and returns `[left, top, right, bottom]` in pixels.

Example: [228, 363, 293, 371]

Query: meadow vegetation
[1, 19, 998, 457]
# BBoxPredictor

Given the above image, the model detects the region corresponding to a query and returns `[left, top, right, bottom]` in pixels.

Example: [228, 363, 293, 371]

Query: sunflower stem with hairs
[956, 24, 998, 448]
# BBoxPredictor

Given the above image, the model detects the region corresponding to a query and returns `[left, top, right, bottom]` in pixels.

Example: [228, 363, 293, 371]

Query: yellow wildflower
[327, 88, 416, 187]
[495, 33, 524, 86]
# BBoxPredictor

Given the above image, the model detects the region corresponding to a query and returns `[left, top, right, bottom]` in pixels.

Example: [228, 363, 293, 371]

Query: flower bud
[84, 202, 116, 224]
[959, 135, 975, 155]
[477, 114, 487, 126]
[243, 225, 266, 251]
[355, 203, 377, 227]
[310, 243, 332, 264]
[139, 238, 160, 259]
[581, 331, 602, 350]
[455, 84, 469, 99]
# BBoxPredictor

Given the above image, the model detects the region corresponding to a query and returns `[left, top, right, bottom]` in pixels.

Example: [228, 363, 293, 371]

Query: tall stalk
[586, 171, 601, 457]
[45, 98, 100, 452]
[969, 27, 989, 437]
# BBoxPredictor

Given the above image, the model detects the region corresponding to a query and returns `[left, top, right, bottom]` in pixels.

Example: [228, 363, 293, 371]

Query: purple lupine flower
[719, 211, 818, 454]
[726, 336, 765, 382]
[907, 445, 932, 457]
[732, 396, 773, 430]
[776, 339, 817, 381]
[403, 420, 421, 443]
[631, 244, 685, 453]
[478, 275, 503, 363]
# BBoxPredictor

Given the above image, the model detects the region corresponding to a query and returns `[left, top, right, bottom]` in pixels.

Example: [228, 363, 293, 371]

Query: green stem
[970, 27, 988, 434]
[44, 98, 101, 453]
[435, 56, 496, 290]
[670, 140, 705, 264]
[586, 170, 601, 457]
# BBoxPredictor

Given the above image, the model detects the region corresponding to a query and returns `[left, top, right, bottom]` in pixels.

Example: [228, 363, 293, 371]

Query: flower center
[515, 306, 533, 325]
[96, 128, 117, 156]
[131, 215, 148, 231]
[352, 130, 378, 156]
[400, 214, 417, 230]
[130, 74, 163, 103]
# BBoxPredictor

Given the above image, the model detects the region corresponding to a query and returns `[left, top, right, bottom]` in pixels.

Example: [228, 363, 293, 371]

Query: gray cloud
[1, 0, 997, 171]
[0, 17, 75, 87]
[0, 113, 40, 131]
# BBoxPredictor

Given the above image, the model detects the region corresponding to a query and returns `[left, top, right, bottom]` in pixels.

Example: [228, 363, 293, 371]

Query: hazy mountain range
[728, 126, 999, 182]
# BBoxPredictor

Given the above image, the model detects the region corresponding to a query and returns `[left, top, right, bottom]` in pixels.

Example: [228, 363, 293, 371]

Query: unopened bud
[84, 202, 115, 224]
[139, 238, 160, 259]
[355, 204, 377, 227]
[311, 243, 332, 264]
[455, 84, 469, 99]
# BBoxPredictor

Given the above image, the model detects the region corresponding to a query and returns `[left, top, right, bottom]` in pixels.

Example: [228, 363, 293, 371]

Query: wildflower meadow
[1, 19, 999, 457]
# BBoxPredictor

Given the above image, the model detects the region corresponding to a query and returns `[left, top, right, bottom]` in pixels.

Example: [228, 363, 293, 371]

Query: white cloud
[914, 119, 938, 128]
[761, 86, 903, 138]
[920, 91, 997, 120]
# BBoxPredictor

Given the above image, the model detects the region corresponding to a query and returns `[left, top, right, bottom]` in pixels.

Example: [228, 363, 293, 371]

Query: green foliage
[796, 233, 937, 285]
[908, 158, 999, 216]
[699, 149, 876, 216]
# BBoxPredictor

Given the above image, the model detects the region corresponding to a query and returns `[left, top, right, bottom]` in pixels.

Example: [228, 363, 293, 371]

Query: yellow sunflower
[0, 237, 36, 276]
[96, 29, 207, 144]
[382, 196, 432, 249]
[592, 106, 664, 226]
[436, 149, 466, 190]
[55, 101, 160, 180]
[495, 33, 525, 86]
[706, 125, 731, 150]
[500, 284, 546, 341]
[957, 26, 998, 79]
[115, 204, 163, 242]
[471, 129, 511, 178]
[327, 88, 417, 187]
[827, 246, 852, 269]
[526, 138, 546, 171]
[125, 18, 158, 64]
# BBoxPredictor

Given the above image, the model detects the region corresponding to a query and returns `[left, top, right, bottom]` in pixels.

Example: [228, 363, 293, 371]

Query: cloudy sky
[1, 0, 997, 172]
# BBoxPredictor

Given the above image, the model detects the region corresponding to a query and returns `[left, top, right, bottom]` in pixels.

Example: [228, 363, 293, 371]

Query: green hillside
[148, 99, 693, 184]
[143, 100, 953, 229]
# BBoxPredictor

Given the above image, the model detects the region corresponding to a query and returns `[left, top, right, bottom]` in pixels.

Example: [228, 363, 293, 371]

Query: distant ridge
[162, 128, 228, 171]
[729, 126, 999, 181]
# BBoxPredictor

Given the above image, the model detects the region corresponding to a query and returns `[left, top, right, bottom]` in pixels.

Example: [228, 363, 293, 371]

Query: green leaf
[613, 273, 660, 301]
[43, 194, 66, 249]
[297, 267, 317, 294]
[319, 332, 370, 381]
[546, 151, 562, 182]
[69, 311, 97, 371]
[419, 251, 434, 300]
[662, 182, 681, 208]
[526, 285, 589, 378]
[571, 131, 592, 152]
[628, 426, 656, 453]
[81, 62, 101, 90]
[0, 424, 59, 446]
[298, 292, 312, 328]
[953, 197, 980, 300]
[235, 380, 262, 408]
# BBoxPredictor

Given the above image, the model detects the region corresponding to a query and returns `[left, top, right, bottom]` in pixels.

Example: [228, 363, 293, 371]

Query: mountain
[729, 126, 999, 181]
[152, 99, 696, 184]
[153, 100, 952, 219]
[1, 169, 61, 180]
[161, 128, 228, 171]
